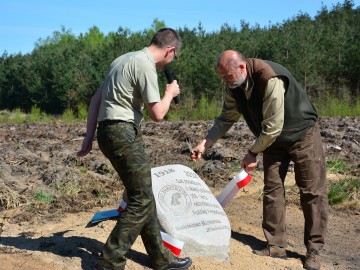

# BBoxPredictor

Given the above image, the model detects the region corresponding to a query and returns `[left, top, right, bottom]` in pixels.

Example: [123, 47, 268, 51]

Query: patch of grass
[328, 178, 360, 206]
[183, 162, 199, 172]
[0, 107, 80, 124]
[92, 189, 107, 204]
[227, 161, 243, 172]
[56, 179, 81, 197]
[79, 166, 88, 173]
[326, 158, 350, 174]
[314, 94, 360, 116]
[26, 105, 53, 123]
[33, 190, 54, 204]
[165, 93, 222, 121]
[0, 108, 54, 124]
[26, 191, 53, 212]
[26, 190, 54, 212]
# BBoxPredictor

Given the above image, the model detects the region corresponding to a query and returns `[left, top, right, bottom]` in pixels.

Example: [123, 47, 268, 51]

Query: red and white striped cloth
[160, 231, 185, 256]
[217, 170, 252, 207]
[117, 199, 127, 213]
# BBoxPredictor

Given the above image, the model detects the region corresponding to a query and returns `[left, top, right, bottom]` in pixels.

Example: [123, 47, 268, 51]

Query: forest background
[0, 0, 359, 121]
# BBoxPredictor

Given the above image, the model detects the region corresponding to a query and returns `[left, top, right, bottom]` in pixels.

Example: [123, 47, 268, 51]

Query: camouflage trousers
[97, 121, 175, 270]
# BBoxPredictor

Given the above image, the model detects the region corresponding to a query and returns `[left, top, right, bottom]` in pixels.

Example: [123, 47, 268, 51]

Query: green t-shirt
[97, 47, 160, 126]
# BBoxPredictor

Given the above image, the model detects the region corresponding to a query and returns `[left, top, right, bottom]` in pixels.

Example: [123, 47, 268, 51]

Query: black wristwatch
[248, 149, 258, 157]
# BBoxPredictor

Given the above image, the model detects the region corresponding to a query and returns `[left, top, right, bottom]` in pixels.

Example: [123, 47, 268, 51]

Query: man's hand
[165, 80, 180, 99]
[190, 140, 208, 161]
[77, 136, 93, 157]
[190, 148, 204, 161]
[241, 151, 258, 172]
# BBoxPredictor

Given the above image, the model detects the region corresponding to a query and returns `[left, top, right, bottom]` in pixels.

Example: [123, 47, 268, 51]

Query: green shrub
[61, 108, 75, 122]
[191, 95, 219, 120]
[0, 110, 11, 123]
[77, 103, 88, 121]
[27, 105, 42, 123]
[12, 108, 25, 124]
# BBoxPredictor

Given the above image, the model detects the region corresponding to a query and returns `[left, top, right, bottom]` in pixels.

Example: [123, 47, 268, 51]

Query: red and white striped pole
[217, 170, 252, 207]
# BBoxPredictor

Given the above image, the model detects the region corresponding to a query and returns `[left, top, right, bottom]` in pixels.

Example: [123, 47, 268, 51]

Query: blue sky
[1, 0, 359, 55]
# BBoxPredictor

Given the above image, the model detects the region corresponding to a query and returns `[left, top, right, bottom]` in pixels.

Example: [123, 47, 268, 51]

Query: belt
[98, 119, 130, 127]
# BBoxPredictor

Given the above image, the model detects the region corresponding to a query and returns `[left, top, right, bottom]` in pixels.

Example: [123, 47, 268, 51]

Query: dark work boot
[94, 263, 113, 270]
[164, 257, 192, 270]
[253, 245, 287, 259]
[304, 248, 321, 270]
[94, 260, 120, 270]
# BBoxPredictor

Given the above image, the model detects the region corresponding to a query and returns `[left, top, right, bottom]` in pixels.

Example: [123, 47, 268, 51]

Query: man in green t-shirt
[77, 28, 192, 270]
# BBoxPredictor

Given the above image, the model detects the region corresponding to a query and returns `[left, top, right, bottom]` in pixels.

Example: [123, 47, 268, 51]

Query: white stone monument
[151, 164, 231, 262]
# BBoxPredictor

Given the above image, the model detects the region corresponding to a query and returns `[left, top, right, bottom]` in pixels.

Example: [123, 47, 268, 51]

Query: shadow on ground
[231, 230, 303, 260]
[0, 230, 150, 270]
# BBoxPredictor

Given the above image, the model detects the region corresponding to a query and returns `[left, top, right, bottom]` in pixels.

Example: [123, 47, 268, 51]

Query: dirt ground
[0, 117, 359, 270]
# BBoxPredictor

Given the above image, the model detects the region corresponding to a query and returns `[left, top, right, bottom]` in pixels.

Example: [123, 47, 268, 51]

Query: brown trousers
[262, 122, 328, 250]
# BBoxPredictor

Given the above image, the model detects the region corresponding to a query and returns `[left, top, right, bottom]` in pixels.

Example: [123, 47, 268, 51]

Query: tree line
[0, 0, 359, 117]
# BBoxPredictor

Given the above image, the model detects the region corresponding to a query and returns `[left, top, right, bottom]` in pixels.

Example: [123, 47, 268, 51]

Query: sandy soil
[0, 118, 359, 270]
